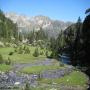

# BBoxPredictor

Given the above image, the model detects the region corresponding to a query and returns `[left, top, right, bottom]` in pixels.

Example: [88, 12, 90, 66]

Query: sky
[0, 0, 90, 22]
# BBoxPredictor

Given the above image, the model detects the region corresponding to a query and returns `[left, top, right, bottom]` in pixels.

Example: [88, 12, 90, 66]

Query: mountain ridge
[5, 12, 73, 37]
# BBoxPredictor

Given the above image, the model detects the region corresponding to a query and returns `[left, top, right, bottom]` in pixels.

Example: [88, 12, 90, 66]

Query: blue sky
[0, 0, 90, 22]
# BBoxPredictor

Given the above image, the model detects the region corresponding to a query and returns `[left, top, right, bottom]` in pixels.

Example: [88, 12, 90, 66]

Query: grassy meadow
[39, 71, 88, 86]
[0, 45, 51, 64]
[0, 44, 88, 89]
[0, 64, 12, 72]
[21, 64, 65, 74]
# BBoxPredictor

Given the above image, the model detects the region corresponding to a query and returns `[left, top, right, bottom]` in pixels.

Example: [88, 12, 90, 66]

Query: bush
[50, 52, 56, 58]
[0, 54, 4, 64]
[33, 48, 39, 57]
[23, 45, 26, 50]
[25, 47, 30, 54]
[45, 51, 48, 57]
[5, 57, 11, 65]
[14, 49, 17, 52]
[9, 52, 14, 55]
[18, 47, 23, 54]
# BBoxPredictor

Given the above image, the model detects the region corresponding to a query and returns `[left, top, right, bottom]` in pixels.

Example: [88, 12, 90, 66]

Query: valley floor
[0, 58, 88, 90]
[0, 46, 89, 90]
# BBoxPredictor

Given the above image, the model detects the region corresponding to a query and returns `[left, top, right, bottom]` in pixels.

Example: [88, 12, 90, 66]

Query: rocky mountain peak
[5, 12, 73, 37]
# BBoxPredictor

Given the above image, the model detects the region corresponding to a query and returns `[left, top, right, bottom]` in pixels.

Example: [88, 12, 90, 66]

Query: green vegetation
[0, 45, 51, 63]
[0, 64, 12, 72]
[0, 54, 4, 64]
[28, 85, 85, 90]
[33, 48, 39, 57]
[21, 64, 64, 74]
[0, 8, 89, 90]
[0, 9, 18, 42]
[39, 71, 88, 86]
[49, 8, 90, 67]
[5, 57, 11, 65]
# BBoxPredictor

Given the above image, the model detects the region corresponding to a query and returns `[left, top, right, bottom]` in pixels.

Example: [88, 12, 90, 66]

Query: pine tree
[45, 51, 48, 57]
[33, 48, 39, 57]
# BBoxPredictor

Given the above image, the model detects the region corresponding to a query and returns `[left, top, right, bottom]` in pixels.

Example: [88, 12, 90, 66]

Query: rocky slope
[5, 12, 73, 37]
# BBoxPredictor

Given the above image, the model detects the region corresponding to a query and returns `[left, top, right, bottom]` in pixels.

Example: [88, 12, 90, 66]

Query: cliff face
[5, 12, 72, 37]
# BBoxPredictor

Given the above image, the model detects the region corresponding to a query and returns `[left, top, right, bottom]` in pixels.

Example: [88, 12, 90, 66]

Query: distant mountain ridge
[5, 12, 73, 37]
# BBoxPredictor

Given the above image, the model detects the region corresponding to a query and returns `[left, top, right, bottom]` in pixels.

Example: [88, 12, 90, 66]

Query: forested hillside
[0, 10, 18, 42]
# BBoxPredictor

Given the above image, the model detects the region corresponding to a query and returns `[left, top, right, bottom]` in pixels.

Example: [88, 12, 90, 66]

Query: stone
[14, 82, 20, 85]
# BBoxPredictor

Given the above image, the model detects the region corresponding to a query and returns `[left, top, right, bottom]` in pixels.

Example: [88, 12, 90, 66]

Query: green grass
[21, 64, 65, 74]
[13, 71, 88, 90]
[0, 47, 14, 54]
[0, 64, 12, 72]
[7, 54, 46, 63]
[39, 71, 88, 86]
[0, 46, 51, 63]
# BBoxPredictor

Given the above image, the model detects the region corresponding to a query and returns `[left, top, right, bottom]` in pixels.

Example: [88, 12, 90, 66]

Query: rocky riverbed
[0, 58, 88, 90]
[0, 59, 74, 89]
[0, 66, 74, 89]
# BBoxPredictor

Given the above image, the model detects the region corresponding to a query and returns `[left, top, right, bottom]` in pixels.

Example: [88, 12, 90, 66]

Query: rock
[14, 82, 20, 85]
[40, 66, 73, 79]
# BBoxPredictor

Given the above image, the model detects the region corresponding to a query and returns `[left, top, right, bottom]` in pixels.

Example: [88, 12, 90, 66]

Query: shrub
[45, 51, 48, 57]
[50, 52, 56, 58]
[0, 54, 4, 64]
[23, 45, 26, 50]
[5, 57, 11, 65]
[9, 52, 14, 55]
[14, 49, 17, 52]
[33, 48, 39, 57]
[18, 47, 23, 54]
[25, 47, 30, 54]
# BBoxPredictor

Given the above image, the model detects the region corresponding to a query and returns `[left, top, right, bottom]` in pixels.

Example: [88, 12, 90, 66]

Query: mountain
[5, 12, 73, 37]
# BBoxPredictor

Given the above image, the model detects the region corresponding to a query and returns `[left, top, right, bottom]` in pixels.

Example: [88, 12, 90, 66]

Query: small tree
[25, 47, 30, 54]
[45, 51, 48, 57]
[23, 45, 26, 50]
[18, 47, 23, 54]
[9, 52, 14, 55]
[0, 54, 4, 64]
[5, 57, 11, 65]
[33, 48, 39, 57]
